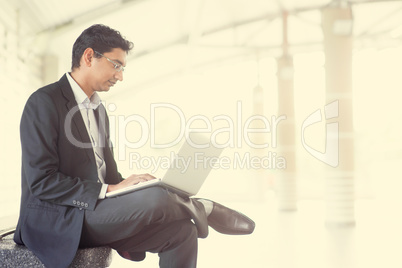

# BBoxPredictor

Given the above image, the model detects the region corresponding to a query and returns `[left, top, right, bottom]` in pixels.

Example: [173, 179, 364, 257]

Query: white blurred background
[1, 0, 402, 267]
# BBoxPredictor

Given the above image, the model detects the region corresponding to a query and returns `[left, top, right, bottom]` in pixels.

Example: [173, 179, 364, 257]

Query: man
[14, 24, 255, 268]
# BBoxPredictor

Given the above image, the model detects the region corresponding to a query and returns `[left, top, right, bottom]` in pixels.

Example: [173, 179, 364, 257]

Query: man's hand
[107, 173, 156, 193]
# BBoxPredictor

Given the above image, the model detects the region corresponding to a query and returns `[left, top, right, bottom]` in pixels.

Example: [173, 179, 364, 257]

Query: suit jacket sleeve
[20, 89, 102, 210]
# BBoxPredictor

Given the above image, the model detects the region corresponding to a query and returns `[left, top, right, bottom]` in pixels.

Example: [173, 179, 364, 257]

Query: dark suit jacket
[14, 74, 123, 268]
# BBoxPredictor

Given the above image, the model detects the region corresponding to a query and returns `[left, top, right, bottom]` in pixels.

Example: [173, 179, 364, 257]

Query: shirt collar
[66, 72, 102, 109]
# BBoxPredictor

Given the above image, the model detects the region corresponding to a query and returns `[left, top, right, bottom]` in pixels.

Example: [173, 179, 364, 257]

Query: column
[322, 5, 355, 226]
[42, 54, 59, 85]
[251, 81, 269, 201]
[276, 12, 297, 211]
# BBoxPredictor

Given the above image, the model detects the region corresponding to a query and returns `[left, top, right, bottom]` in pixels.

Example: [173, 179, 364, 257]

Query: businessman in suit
[14, 24, 255, 268]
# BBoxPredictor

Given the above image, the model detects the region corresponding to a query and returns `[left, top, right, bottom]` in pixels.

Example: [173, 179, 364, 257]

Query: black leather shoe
[204, 200, 255, 235]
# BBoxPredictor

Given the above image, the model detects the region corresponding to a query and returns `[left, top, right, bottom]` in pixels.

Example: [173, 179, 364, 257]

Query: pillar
[321, 5, 355, 226]
[276, 12, 297, 211]
[42, 54, 59, 85]
[251, 81, 269, 201]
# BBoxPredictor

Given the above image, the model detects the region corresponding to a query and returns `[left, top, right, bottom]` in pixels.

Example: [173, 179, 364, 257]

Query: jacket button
[73, 200, 77, 205]
[85, 203, 88, 207]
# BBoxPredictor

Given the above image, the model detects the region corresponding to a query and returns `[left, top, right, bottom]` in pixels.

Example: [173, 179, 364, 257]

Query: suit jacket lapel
[59, 74, 120, 184]
[59, 75, 96, 166]
[94, 104, 118, 183]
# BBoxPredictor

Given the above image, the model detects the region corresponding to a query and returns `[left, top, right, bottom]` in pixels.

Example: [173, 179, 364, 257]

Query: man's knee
[137, 187, 176, 218]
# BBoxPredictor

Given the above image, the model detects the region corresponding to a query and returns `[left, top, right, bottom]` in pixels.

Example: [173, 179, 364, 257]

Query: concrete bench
[0, 228, 113, 268]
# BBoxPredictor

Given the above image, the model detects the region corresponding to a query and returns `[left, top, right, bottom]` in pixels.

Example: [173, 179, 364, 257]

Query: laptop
[106, 134, 223, 198]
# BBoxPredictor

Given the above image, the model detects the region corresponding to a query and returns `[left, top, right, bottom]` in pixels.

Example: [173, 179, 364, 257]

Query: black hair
[71, 24, 134, 70]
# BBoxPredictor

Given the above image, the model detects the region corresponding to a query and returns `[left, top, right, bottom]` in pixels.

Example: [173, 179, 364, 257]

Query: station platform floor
[110, 193, 401, 268]
[2, 193, 400, 268]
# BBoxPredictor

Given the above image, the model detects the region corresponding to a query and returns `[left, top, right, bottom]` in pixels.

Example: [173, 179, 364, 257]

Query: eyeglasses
[94, 51, 125, 72]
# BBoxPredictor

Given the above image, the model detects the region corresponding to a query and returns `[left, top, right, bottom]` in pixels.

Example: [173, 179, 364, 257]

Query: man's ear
[82, 48, 94, 67]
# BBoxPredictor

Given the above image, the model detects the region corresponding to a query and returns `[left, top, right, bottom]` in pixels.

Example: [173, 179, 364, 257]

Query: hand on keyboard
[107, 173, 156, 193]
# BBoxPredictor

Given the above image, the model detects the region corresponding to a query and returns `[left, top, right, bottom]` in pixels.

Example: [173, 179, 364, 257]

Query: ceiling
[4, 0, 402, 46]
[1, 0, 402, 94]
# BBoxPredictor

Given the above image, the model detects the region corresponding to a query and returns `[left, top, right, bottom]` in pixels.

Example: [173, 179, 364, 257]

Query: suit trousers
[79, 187, 208, 267]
